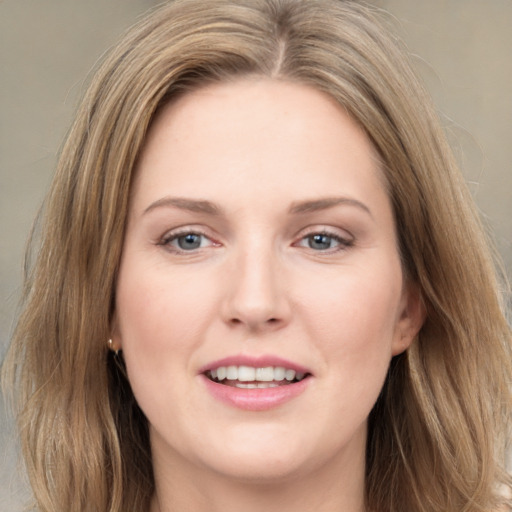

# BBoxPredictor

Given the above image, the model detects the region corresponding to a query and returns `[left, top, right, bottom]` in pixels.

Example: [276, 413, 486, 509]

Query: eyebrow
[143, 196, 223, 216]
[288, 197, 373, 218]
[143, 195, 373, 218]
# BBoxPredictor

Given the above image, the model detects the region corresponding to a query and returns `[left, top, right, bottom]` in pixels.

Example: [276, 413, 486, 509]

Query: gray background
[1, 1, 511, 510]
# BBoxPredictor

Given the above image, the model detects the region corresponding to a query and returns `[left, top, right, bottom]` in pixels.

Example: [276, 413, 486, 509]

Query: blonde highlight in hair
[3, 1, 511, 511]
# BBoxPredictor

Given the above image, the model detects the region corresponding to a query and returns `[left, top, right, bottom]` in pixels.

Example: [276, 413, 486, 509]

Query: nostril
[230, 317, 278, 325]
[226, 311, 286, 331]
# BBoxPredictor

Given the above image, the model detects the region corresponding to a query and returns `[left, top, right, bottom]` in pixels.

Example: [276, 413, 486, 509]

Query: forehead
[131, 79, 388, 215]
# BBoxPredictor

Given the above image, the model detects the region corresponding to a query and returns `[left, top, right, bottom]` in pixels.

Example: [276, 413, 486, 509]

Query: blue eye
[307, 234, 336, 250]
[175, 233, 204, 250]
[297, 231, 352, 252]
[161, 231, 214, 252]
[307, 234, 336, 251]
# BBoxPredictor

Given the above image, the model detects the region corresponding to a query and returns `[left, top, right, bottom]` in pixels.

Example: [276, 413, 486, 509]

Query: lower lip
[200, 375, 310, 411]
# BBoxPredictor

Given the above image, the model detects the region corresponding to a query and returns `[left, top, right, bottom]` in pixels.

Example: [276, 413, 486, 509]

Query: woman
[3, 0, 511, 511]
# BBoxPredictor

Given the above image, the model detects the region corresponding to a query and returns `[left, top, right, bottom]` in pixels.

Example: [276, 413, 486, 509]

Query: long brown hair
[3, 1, 511, 511]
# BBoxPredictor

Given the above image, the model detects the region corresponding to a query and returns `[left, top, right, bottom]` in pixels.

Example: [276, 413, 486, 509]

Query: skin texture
[113, 79, 424, 512]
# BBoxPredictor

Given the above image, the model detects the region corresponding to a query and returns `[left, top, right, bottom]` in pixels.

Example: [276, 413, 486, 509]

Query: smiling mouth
[205, 365, 309, 389]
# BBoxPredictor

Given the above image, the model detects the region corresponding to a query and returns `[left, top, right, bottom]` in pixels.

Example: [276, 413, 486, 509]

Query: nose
[221, 244, 291, 332]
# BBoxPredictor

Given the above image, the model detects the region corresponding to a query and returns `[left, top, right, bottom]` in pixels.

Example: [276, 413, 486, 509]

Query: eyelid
[295, 225, 354, 241]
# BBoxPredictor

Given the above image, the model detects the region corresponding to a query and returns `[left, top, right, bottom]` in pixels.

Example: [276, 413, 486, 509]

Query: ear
[392, 280, 426, 356]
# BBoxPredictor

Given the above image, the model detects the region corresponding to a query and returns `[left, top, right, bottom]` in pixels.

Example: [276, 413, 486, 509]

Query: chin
[205, 453, 309, 485]
[180, 424, 316, 483]
[195, 424, 344, 485]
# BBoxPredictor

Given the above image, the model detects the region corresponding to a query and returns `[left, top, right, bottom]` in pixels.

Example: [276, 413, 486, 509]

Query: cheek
[113, 263, 218, 426]
[113, 260, 218, 398]
[308, 261, 401, 320]
[116, 259, 216, 344]
[299, 260, 403, 376]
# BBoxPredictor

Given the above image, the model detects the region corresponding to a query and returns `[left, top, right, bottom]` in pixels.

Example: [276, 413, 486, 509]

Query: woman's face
[113, 79, 423, 484]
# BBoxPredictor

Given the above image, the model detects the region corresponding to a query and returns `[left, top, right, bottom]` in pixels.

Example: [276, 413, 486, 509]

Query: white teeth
[238, 365, 256, 381]
[274, 367, 286, 380]
[235, 382, 279, 389]
[209, 365, 306, 383]
[285, 369, 296, 381]
[255, 367, 274, 381]
[257, 382, 278, 388]
[235, 382, 258, 389]
[226, 366, 238, 380]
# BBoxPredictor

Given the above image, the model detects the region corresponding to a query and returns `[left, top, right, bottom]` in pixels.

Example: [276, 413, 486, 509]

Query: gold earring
[107, 338, 119, 355]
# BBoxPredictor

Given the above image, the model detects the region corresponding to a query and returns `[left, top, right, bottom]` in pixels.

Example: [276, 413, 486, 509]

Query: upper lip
[198, 354, 311, 375]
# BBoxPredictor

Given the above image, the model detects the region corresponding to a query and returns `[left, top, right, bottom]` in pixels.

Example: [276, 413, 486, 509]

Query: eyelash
[158, 228, 354, 254]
